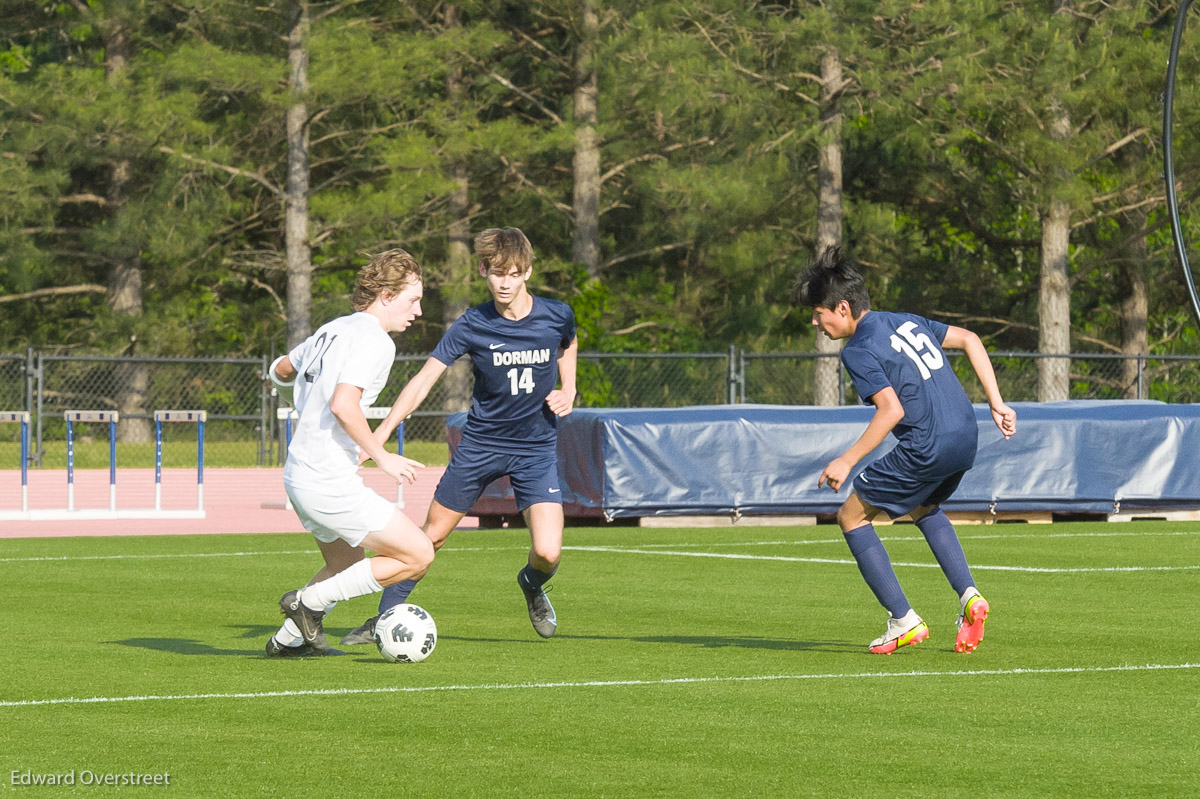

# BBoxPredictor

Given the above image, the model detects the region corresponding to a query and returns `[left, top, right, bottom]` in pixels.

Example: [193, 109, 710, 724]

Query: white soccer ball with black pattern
[374, 603, 438, 663]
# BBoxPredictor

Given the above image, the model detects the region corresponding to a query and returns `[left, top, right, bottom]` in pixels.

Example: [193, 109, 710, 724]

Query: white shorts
[284, 482, 397, 548]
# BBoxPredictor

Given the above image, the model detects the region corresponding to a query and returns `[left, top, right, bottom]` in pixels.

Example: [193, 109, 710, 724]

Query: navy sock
[378, 579, 418, 614]
[843, 524, 910, 618]
[916, 509, 975, 597]
[518, 564, 555, 591]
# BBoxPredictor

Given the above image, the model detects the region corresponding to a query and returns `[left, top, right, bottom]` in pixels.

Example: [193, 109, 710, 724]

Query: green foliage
[0, 0, 1195, 369]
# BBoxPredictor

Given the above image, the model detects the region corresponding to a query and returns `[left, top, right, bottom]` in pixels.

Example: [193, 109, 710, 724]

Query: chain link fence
[738, 351, 1200, 405]
[2, 348, 1199, 469]
[11, 352, 269, 469]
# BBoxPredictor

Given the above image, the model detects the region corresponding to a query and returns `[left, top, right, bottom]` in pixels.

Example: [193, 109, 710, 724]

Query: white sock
[300, 559, 383, 611]
[273, 619, 305, 647]
[959, 586, 980, 610]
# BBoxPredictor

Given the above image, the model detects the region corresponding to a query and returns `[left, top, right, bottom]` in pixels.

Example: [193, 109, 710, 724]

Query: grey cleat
[518, 575, 557, 638]
[340, 615, 380, 646]
[264, 637, 344, 658]
[279, 590, 326, 645]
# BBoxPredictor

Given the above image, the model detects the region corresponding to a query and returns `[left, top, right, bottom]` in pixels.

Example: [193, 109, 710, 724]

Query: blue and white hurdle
[273, 407, 405, 509]
[65, 410, 118, 513]
[155, 410, 206, 514]
[1, 411, 31, 513]
[0, 409, 207, 521]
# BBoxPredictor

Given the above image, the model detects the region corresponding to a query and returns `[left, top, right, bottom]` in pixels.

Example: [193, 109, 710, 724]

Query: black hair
[792, 246, 871, 316]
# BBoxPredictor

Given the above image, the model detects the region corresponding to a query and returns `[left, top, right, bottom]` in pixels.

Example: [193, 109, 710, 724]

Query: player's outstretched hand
[818, 457, 853, 492]
[375, 451, 425, 485]
[545, 388, 576, 417]
[990, 403, 1017, 440]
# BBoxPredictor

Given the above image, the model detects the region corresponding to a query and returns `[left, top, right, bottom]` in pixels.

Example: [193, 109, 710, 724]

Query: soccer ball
[374, 603, 437, 663]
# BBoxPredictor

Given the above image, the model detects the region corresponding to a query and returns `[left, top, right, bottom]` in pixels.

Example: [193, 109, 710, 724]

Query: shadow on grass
[107, 638, 256, 657]
[107, 631, 862, 658]
[444, 633, 861, 653]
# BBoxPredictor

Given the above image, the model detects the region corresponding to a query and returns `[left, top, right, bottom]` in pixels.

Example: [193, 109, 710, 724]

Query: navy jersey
[841, 310, 977, 472]
[432, 296, 576, 453]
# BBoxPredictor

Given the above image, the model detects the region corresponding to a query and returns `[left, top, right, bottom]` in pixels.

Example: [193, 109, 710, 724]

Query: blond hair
[351, 249, 422, 311]
[475, 227, 533, 275]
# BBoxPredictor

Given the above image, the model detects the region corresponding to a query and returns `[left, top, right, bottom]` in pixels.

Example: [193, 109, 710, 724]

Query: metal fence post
[24, 347, 34, 466]
[727, 345, 737, 404]
[258, 354, 269, 466]
[739, 347, 746, 403]
[34, 351, 44, 467]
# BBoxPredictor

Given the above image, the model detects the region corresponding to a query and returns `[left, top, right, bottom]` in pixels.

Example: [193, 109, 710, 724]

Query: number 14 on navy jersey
[432, 296, 576, 451]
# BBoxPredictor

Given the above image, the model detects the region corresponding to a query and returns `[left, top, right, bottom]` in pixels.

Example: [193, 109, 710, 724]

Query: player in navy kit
[341, 227, 577, 644]
[795, 248, 1017, 654]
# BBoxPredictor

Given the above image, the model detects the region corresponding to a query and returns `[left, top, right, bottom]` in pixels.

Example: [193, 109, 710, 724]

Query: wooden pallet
[638, 514, 818, 528]
[873, 510, 1054, 526]
[621, 507, 1200, 528]
[1107, 509, 1200, 523]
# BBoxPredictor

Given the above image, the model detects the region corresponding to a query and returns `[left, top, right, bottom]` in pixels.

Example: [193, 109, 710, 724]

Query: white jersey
[283, 312, 395, 493]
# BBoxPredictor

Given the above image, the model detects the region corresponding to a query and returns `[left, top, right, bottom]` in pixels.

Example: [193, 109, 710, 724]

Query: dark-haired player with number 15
[795, 247, 1016, 655]
[341, 227, 577, 646]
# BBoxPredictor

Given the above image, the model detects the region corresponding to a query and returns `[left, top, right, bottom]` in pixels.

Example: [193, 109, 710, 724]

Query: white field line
[2, 526, 1197, 566]
[2, 662, 1195, 710]
[564, 545, 1200, 573]
[0, 546, 534, 565]
[0, 550, 318, 564]
[623, 529, 1200, 549]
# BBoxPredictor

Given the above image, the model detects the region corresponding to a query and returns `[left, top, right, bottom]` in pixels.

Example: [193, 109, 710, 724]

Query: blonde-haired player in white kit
[264, 249, 434, 657]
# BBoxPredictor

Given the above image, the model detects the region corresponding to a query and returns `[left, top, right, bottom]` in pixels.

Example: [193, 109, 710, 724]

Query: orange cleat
[955, 594, 990, 653]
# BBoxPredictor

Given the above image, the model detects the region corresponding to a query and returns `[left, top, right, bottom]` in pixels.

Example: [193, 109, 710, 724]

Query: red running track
[0, 467, 474, 538]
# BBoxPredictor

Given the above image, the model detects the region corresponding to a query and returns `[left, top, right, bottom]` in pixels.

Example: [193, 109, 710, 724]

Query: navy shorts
[434, 444, 561, 514]
[853, 442, 975, 519]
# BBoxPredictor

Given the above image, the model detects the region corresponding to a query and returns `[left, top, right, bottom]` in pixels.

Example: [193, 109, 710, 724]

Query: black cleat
[279, 590, 326, 645]
[340, 615, 380, 646]
[518, 574, 557, 639]
[264, 637, 344, 658]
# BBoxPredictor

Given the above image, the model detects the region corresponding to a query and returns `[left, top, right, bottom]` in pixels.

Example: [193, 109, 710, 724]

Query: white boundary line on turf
[564, 545, 1200, 573]
[2, 662, 1195, 709]
[620, 529, 1200, 549]
[3, 525, 1196, 566]
[0, 546, 532, 564]
[0, 550, 318, 564]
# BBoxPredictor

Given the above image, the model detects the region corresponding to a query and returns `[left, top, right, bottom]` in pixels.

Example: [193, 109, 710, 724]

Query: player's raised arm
[942, 326, 1016, 440]
[546, 336, 578, 417]
[374, 356, 450, 443]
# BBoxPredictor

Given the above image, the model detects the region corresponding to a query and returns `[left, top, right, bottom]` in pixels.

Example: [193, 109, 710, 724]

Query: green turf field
[2, 520, 1197, 797]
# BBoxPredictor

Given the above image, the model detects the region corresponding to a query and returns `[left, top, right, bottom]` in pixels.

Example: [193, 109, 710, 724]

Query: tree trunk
[285, 1, 312, 350]
[814, 46, 844, 406]
[442, 5, 472, 415]
[1038, 104, 1071, 402]
[1118, 214, 1149, 400]
[103, 14, 151, 442]
[571, 0, 601, 278]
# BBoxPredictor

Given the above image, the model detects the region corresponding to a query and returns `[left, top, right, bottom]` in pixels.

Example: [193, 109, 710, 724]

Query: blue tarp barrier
[446, 401, 1200, 520]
